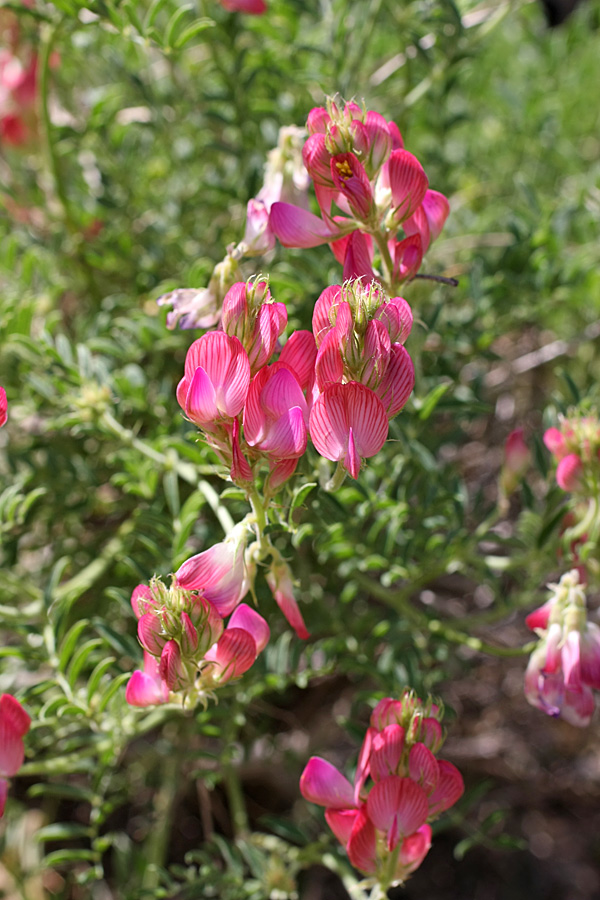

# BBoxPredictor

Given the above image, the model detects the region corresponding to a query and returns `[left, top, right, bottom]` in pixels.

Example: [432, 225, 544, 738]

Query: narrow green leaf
[58, 620, 91, 673]
[173, 17, 215, 49]
[37, 823, 93, 843]
[87, 656, 117, 704]
[67, 638, 104, 687]
[164, 4, 193, 48]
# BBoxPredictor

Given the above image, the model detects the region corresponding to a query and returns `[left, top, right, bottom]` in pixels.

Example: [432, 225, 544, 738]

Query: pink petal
[125, 669, 169, 707]
[220, 0, 266, 13]
[342, 231, 375, 281]
[544, 427, 567, 460]
[159, 640, 187, 691]
[0, 695, 31, 737]
[130, 583, 156, 619]
[386, 149, 429, 222]
[205, 627, 257, 681]
[375, 344, 415, 419]
[396, 825, 432, 878]
[315, 330, 345, 390]
[0, 778, 8, 818]
[138, 612, 167, 656]
[261, 366, 307, 420]
[306, 106, 331, 135]
[309, 382, 389, 465]
[370, 724, 406, 782]
[0, 386, 6, 427]
[266, 565, 310, 639]
[300, 757, 356, 809]
[344, 427, 361, 479]
[361, 320, 392, 390]
[354, 727, 375, 804]
[176, 542, 234, 592]
[525, 600, 555, 632]
[185, 365, 220, 425]
[408, 743, 439, 795]
[243, 367, 270, 445]
[427, 760, 464, 817]
[269, 202, 340, 248]
[325, 808, 360, 847]
[364, 111, 393, 173]
[420, 718, 444, 754]
[312, 285, 343, 345]
[260, 406, 308, 458]
[390, 233, 424, 283]
[302, 132, 335, 187]
[347, 807, 378, 874]
[370, 698, 404, 730]
[556, 453, 583, 491]
[579, 623, 600, 689]
[366, 776, 429, 848]
[374, 296, 413, 345]
[561, 684, 595, 727]
[278, 330, 317, 391]
[228, 603, 270, 653]
[330, 153, 374, 220]
[231, 417, 253, 483]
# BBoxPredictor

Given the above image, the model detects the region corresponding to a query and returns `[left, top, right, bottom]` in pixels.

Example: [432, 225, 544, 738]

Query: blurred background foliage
[1, 0, 600, 897]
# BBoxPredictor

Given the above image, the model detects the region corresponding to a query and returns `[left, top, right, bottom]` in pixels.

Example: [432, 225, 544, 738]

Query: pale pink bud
[0, 387, 7, 427]
[556, 453, 584, 492]
[309, 382, 389, 479]
[265, 561, 309, 639]
[130, 583, 157, 619]
[180, 611, 199, 656]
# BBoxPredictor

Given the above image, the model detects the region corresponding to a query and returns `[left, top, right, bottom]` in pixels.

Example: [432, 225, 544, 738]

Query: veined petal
[375, 344, 415, 419]
[279, 330, 317, 391]
[344, 427, 361, 479]
[315, 330, 345, 390]
[266, 564, 310, 639]
[391, 233, 424, 283]
[325, 808, 360, 847]
[366, 776, 429, 848]
[374, 296, 413, 345]
[0, 778, 8, 818]
[261, 406, 308, 457]
[138, 612, 167, 656]
[261, 366, 307, 420]
[396, 825, 432, 878]
[344, 382, 389, 458]
[300, 757, 355, 809]
[185, 366, 219, 425]
[269, 455, 299, 489]
[243, 367, 270, 445]
[361, 320, 392, 390]
[270, 202, 340, 248]
[125, 669, 169, 707]
[347, 807, 378, 875]
[205, 627, 257, 681]
[0, 694, 31, 737]
[228, 603, 270, 653]
[408, 743, 439, 795]
[354, 727, 375, 804]
[342, 231, 375, 282]
[175, 541, 235, 592]
[422, 189, 450, 243]
[131, 583, 156, 619]
[387, 149, 429, 222]
[312, 285, 343, 345]
[427, 759, 464, 818]
[370, 724, 405, 782]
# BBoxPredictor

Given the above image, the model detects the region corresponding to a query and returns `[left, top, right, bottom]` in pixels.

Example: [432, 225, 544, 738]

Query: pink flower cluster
[0, 49, 37, 147]
[126, 540, 270, 706]
[220, 0, 266, 13]
[544, 414, 600, 493]
[300, 693, 464, 886]
[177, 277, 414, 487]
[0, 694, 31, 817]
[524, 570, 600, 727]
[269, 99, 450, 288]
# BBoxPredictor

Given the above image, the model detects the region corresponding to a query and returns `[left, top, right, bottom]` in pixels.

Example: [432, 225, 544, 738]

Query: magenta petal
[579, 624, 600, 689]
[556, 453, 583, 491]
[344, 427, 361, 479]
[366, 776, 429, 844]
[0, 778, 8, 818]
[138, 612, 167, 656]
[243, 368, 269, 445]
[427, 760, 464, 817]
[325, 807, 360, 847]
[347, 807, 378, 875]
[396, 825, 432, 878]
[131, 583, 156, 619]
[315, 331, 345, 390]
[186, 366, 219, 425]
[525, 600, 554, 632]
[228, 603, 270, 654]
[176, 542, 234, 592]
[343, 231, 375, 281]
[543, 427, 567, 460]
[125, 670, 169, 707]
[422, 189, 450, 243]
[344, 383, 389, 457]
[266, 566, 310, 639]
[300, 757, 355, 809]
[0, 727, 24, 779]
[269, 202, 339, 248]
[268, 456, 299, 489]
[0, 695, 31, 738]
[561, 684, 596, 727]
[354, 727, 375, 804]
[261, 367, 307, 420]
[312, 285, 343, 345]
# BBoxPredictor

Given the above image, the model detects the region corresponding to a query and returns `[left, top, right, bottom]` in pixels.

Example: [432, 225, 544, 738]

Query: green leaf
[417, 382, 452, 420]
[37, 823, 94, 843]
[290, 482, 317, 512]
[173, 17, 215, 49]
[58, 620, 91, 673]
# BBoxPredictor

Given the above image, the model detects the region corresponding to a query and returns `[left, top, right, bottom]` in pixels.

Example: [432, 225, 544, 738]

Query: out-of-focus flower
[499, 428, 531, 498]
[0, 694, 31, 817]
[544, 413, 600, 494]
[300, 691, 462, 889]
[220, 0, 267, 14]
[265, 558, 309, 639]
[0, 51, 38, 147]
[158, 253, 241, 330]
[0, 386, 7, 427]
[524, 569, 600, 727]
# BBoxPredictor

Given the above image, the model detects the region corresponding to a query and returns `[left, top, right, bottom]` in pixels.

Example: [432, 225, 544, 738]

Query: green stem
[222, 759, 249, 837]
[371, 229, 395, 292]
[326, 459, 348, 492]
[101, 411, 235, 534]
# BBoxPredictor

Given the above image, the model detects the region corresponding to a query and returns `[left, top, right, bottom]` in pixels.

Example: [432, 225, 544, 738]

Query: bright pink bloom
[330, 153, 374, 220]
[203, 603, 270, 682]
[0, 694, 31, 817]
[265, 560, 309, 639]
[524, 643, 595, 727]
[500, 428, 531, 495]
[556, 453, 584, 492]
[300, 757, 356, 809]
[278, 330, 317, 392]
[543, 426, 567, 459]
[175, 537, 248, 617]
[176, 332, 250, 432]
[0, 386, 6, 427]
[125, 652, 170, 707]
[381, 149, 429, 223]
[220, 0, 266, 12]
[309, 382, 389, 478]
[269, 202, 345, 248]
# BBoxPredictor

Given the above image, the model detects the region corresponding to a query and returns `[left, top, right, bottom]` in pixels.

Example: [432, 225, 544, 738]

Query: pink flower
[220, 0, 266, 13]
[309, 381, 389, 478]
[403, 190, 450, 252]
[176, 332, 250, 433]
[0, 386, 7, 427]
[524, 643, 595, 727]
[243, 362, 309, 486]
[265, 559, 309, 639]
[556, 453, 584, 492]
[0, 694, 31, 817]
[203, 603, 270, 682]
[500, 428, 531, 495]
[125, 652, 170, 707]
[543, 426, 567, 460]
[175, 535, 248, 617]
